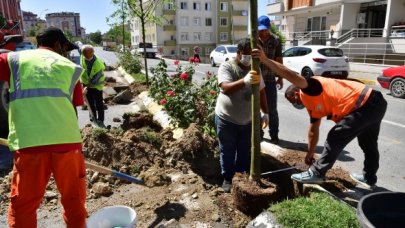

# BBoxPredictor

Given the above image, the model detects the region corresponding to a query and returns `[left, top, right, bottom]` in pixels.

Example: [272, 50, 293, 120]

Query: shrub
[118, 50, 142, 75]
[149, 59, 218, 135]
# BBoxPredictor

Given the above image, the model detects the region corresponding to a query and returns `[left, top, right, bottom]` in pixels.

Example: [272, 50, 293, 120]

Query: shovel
[261, 163, 308, 177]
[0, 138, 144, 185]
[261, 167, 297, 176]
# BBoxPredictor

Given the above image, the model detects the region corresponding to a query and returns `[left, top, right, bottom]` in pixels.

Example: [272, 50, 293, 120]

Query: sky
[21, 0, 269, 34]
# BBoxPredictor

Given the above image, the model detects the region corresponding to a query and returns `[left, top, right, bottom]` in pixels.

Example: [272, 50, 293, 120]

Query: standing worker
[0, 27, 87, 227]
[258, 15, 284, 144]
[215, 38, 269, 193]
[80, 44, 106, 128]
[252, 47, 387, 189]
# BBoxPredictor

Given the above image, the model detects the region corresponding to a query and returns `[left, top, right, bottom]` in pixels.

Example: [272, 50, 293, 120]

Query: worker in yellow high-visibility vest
[0, 27, 87, 228]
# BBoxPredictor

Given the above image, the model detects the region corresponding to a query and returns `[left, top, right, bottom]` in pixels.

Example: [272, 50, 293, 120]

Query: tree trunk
[249, 0, 261, 181]
[139, 0, 149, 85]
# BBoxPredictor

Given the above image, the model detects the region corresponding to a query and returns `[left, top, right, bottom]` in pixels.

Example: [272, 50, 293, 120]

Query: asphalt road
[84, 48, 405, 192]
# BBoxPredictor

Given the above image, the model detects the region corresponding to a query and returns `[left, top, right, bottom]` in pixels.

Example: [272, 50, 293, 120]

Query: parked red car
[377, 65, 405, 98]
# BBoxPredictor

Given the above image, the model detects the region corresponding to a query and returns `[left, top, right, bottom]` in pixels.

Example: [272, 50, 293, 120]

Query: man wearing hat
[0, 27, 87, 227]
[258, 15, 283, 144]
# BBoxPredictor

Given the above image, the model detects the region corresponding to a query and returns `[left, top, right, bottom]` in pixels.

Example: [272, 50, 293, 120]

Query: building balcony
[163, 25, 176, 31]
[163, 9, 175, 15]
[267, 1, 284, 15]
[234, 25, 248, 31]
[164, 40, 177, 46]
[232, 10, 248, 16]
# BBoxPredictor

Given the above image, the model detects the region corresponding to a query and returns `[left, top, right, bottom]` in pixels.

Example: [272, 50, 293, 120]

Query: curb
[349, 77, 377, 86]
[115, 66, 184, 139]
[137, 91, 184, 139]
[117, 66, 135, 84]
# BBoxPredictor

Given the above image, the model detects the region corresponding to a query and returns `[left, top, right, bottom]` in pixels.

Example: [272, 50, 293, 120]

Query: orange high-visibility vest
[300, 76, 372, 123]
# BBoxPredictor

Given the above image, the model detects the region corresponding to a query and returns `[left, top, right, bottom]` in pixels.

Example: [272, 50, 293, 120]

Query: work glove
[261, 113, 269, 129]
[243, 70, 260, 86]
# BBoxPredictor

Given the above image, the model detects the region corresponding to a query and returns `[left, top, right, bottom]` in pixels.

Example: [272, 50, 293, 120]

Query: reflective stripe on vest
[353, 86, 370, 111]
[8, 52, 82, 102]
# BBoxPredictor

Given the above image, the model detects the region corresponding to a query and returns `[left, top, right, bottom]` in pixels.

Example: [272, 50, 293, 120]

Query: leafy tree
[109, 0, 174, 85]
[88, 31, 102, 44]
[105, 25, 130, 45]
[270, 24, 286, 45]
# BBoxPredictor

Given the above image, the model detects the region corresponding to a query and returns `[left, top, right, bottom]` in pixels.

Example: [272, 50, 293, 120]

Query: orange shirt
[300, 76, 372, 123]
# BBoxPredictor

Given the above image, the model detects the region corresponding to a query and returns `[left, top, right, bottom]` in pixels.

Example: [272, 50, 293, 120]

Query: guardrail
[338, 42, 405, 66]
[337, 28, 385, 44]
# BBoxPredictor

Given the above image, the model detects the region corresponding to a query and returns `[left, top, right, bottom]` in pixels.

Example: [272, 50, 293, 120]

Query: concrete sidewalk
[349, 63, 387, 85]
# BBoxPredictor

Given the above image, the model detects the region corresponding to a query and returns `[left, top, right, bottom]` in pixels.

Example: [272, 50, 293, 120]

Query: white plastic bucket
[86, 205, 137, 228]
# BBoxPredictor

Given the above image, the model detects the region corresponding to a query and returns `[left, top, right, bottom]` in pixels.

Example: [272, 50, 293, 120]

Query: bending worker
[80, 44, 106, 128]
[252, 47, 387, 189]
[0, 27, 87, 227]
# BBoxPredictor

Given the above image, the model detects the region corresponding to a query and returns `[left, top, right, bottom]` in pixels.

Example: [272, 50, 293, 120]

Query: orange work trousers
[8, 149, 87, 228]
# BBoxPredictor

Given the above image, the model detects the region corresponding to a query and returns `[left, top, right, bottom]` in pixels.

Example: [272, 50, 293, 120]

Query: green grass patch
[139, 127, 162, 148]
[270, 192, 359, 228]
[131, 73, 146, 83]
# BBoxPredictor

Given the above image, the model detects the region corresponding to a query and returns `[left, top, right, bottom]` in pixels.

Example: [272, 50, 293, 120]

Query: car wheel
[389, 77, 405, 98]
[0, 81, 9, 138]
[211, 58, 216, 67]
[302, 68, 314, 80]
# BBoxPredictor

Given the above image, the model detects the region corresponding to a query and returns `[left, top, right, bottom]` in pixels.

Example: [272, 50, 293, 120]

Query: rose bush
[149, 59, 219, 135]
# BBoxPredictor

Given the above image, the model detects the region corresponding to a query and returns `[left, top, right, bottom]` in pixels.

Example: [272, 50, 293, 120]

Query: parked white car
[210, 45, 237, 67]
[282, 45, 350, 79]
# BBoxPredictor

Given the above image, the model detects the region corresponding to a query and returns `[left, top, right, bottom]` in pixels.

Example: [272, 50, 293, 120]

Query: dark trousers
[264, 81, 279, 138]
[86, 88, 104, 122]
[215, 115, 251, 181]
[311, 91, 387, 185]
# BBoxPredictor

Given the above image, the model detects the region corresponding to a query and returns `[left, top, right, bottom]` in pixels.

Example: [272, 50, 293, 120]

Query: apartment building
[22, 11, 47, 36]
[130, 0, 249, 60]
[45, 12, 83, 38]
[0, 0, 23, 35]
[267, 0, 405, 44]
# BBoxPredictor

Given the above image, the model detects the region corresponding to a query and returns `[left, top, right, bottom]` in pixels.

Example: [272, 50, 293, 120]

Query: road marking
[382, 120, 405, 129]
[380, 135, 402, 144]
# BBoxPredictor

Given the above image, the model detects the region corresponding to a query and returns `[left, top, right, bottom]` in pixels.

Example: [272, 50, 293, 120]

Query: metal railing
[338, 42, 405, 66]
[337, 28, 385, 44]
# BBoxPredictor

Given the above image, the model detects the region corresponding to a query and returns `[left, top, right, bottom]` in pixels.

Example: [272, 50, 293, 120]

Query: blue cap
[258, 15, 270, 31]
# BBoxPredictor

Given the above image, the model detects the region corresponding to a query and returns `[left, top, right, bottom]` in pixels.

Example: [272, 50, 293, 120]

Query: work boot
[350, 173, 376, 190]
[269, 136, 280, 145]
[291, 169, 324, 184]
[222, 180, 232, 193]
[96, 120, 107, 129]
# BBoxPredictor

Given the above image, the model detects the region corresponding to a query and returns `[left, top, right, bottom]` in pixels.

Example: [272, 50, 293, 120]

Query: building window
[194, 32, 201, 41]
[220, 2, 228, 11]
[165, 2, 174, 10]
[180, 17, 188, 26]
[181, 32, 188, 41]
[180, 2, 188, 9]
[205, 2, 212, 11]
[205, 32, 212, 41]
[193, 2, 201, 10]
[220, 17, 228, 26]
[181, 48, 189, 56]
[220, 32, 228, 41]
[205, 18, 212, 26]
[193, 17, 201, 26]
[307, 16, 326, 32]
[205, 47, 211, 56]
